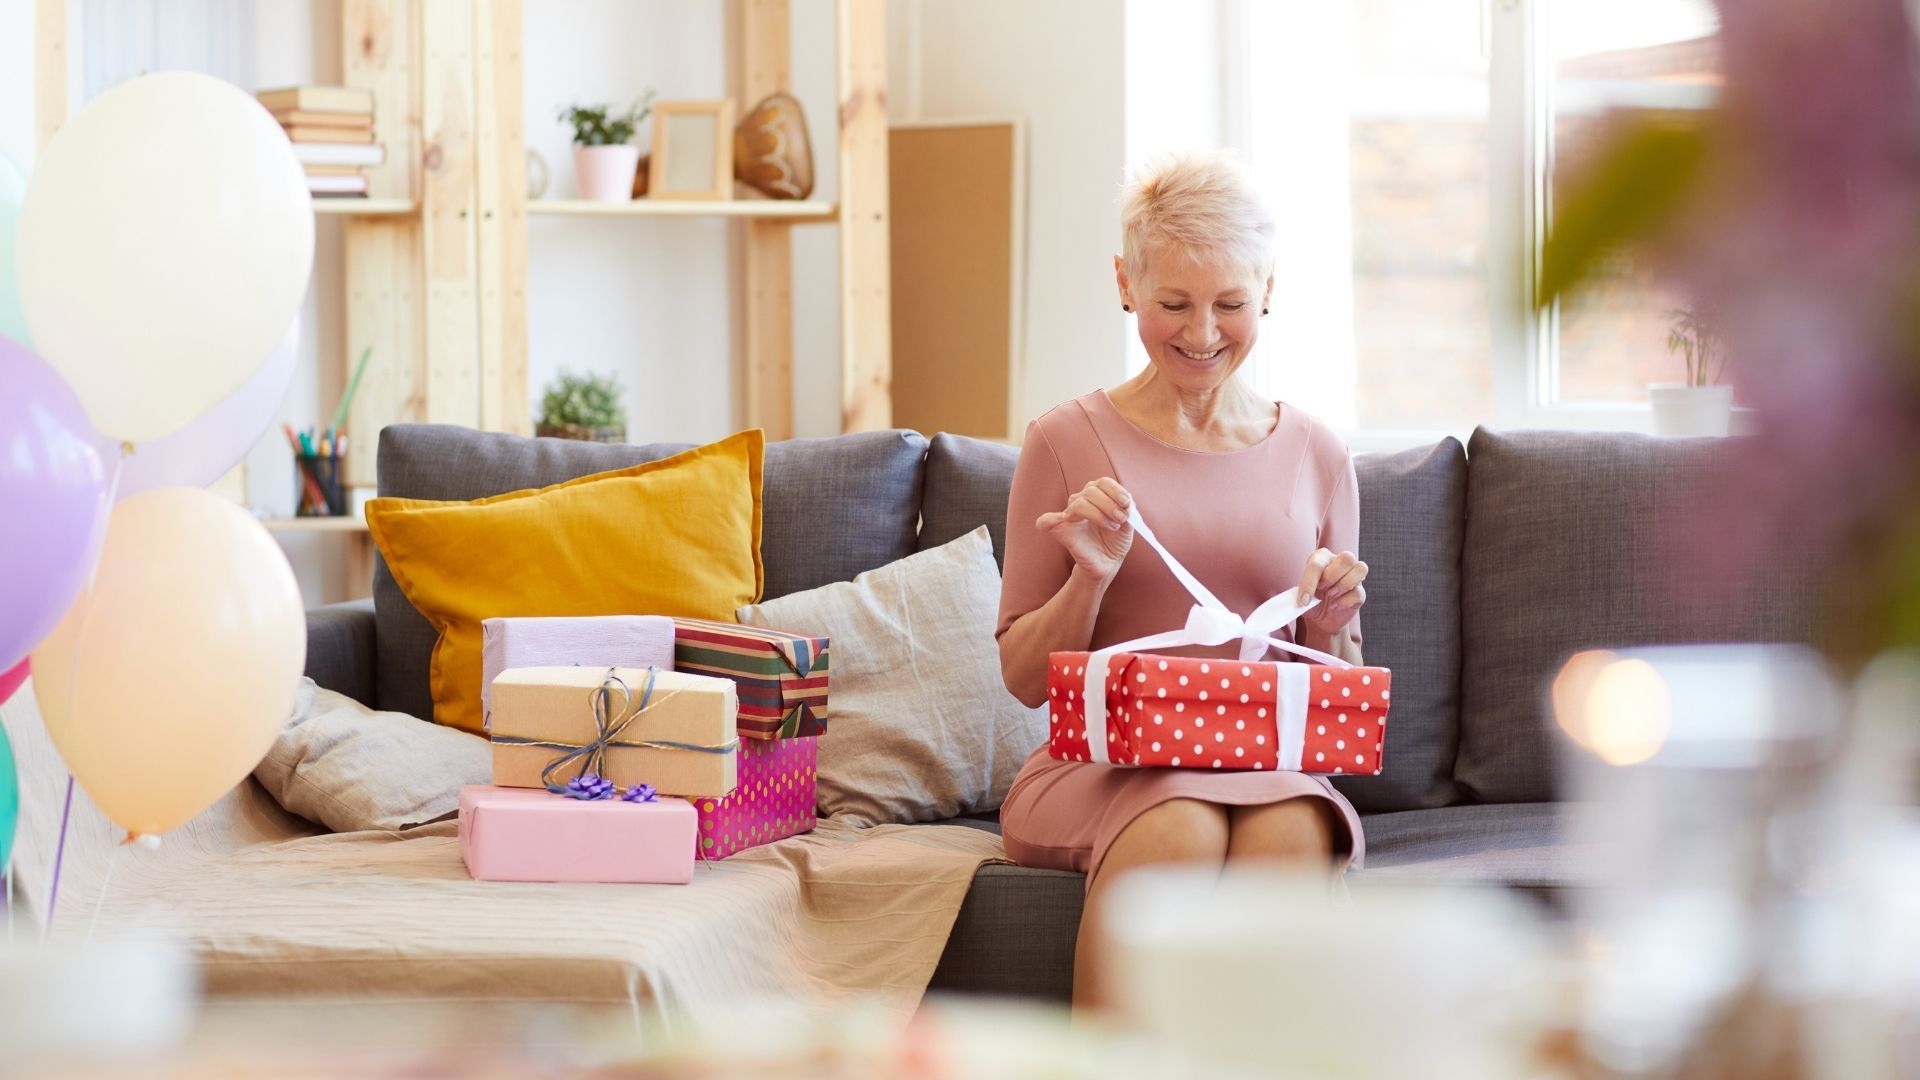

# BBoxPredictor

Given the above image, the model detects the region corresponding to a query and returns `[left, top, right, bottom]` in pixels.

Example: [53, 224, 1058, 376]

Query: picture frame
[648, 99, 737, 200]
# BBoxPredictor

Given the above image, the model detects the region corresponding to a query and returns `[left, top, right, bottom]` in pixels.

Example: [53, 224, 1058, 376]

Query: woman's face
[1117, 249, 1272, 396]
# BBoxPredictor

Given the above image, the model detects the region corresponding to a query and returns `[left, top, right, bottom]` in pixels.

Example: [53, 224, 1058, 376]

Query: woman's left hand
[1295, 548, 1367, 638]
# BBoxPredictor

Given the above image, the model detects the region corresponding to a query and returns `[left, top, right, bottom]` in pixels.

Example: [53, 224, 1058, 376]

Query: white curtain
[82, 0, 255, 102]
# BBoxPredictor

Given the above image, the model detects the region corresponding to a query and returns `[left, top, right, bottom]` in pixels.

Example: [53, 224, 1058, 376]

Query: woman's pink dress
[996, 390, 1366, 886]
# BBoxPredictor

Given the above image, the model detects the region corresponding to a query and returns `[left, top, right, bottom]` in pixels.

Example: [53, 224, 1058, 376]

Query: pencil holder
[294, 453, 348, 517]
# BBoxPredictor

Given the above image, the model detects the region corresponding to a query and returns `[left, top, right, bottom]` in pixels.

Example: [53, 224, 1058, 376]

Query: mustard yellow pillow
[365, 429, 764, 734]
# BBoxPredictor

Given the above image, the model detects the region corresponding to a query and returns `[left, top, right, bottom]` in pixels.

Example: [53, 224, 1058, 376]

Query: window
[1545, 1, 1719, 406]
[1221, 0, 1720, 441]
[1240, 0, 1492, 435]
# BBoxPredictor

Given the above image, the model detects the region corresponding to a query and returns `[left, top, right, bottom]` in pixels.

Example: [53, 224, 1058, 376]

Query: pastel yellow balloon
[17, 71, 314, 442]
[32, 488, 305, 836]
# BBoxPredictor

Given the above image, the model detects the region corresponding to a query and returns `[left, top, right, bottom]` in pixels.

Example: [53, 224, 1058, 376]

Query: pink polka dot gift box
[692, 733, 819, 859]
[1046, 504, 1390, 775]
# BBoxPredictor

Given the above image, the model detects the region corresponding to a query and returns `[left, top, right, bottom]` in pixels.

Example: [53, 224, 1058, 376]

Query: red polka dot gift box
[1047, 653, 1389, 774]
[1043, 503, 1390, 775]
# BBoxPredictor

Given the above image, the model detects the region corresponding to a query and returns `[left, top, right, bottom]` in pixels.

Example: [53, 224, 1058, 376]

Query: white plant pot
[1649, 383, 1735, 437]
[573, 144, 640, 202]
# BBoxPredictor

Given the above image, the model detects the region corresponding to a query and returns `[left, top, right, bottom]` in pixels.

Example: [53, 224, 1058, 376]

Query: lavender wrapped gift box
[480, 615, 676, 729]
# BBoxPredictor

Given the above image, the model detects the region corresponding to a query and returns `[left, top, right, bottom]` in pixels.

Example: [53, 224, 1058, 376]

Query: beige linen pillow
[737, 526, 1047, 826]
[253, 678, 492, 833]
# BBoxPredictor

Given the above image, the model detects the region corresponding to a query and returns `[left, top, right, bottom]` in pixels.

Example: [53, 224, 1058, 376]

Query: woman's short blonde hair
[1119, 151, 1276, 284]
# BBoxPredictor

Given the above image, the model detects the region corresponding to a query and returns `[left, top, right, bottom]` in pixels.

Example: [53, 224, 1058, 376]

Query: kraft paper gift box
[672, 618, 828, 740]
[458, 785, 696, 884]
[489, 666, 739, 798]
[479, 615, 676, 730]
[1046, 502, 1391, 775]
[691, 734, 819, 860]
[1048, 652, 1390, 775]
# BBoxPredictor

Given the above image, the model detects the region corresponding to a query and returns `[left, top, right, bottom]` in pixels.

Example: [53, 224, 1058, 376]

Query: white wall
[522, 0, 844, 443]
[889, 0, 1129, 425]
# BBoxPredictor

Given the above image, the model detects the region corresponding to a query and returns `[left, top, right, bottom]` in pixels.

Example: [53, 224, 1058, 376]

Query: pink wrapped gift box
[693, 735, 819, 860]
[458, 784, 697, 883]
[480, 615, 676, 729]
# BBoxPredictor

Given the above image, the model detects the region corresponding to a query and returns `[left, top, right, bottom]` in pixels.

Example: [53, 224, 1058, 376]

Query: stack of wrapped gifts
[255, 85, 386, 198]
[458, 615, 829, 883]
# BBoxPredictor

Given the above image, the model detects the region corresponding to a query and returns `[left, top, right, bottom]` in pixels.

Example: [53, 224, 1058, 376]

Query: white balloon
[17, 71, 314, 443]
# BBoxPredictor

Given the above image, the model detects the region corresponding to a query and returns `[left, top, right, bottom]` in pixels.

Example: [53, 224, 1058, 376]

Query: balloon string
[82, 843, 121, 951]
[42, 777, 72, 942]
[44, 450, 125, 942]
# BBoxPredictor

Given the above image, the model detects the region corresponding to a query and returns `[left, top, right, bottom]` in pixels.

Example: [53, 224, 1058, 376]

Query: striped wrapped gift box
[672, 618, 829, 740]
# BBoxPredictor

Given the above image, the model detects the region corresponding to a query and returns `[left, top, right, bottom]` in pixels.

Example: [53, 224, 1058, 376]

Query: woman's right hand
[1035, 477, 1134, 582]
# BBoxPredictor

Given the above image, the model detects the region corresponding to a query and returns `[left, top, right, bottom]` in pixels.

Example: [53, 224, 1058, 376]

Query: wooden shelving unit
[260, 516, 376, 602]
[311, 199, 419, 216]
[527, 199, 840, 221]
[34, 0, 891, 488]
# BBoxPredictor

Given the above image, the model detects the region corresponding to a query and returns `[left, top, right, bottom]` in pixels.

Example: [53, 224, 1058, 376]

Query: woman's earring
[1261, 307, 1270, 316]
[1123, 304, 1132, 313]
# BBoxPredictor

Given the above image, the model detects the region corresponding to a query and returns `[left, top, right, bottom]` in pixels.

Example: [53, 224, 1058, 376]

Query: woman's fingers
[1321, 560, 1368, 603]
[1297, 548, 1334, 603]
[1326, 582, 1366, 614]
[1070, 489, 1127, 529]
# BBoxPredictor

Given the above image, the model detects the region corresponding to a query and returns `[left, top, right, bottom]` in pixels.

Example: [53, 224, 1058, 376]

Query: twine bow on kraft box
[489, 666, 739, 798]
[1048, 505, 1392, 775]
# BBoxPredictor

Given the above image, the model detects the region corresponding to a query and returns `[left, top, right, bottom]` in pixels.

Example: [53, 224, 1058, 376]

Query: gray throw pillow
[738, 527, 1047, 826]
[253, 678, 492, 833]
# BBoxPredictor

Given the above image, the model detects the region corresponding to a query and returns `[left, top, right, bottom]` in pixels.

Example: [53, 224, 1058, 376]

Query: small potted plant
[537, 369, 626, 443]
[1651, 304, 1734, 436]
[558, 91, 655, 202]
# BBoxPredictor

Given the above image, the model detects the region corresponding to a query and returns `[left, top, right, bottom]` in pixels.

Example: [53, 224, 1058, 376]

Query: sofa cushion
[254, 678, 491, 833]
[1354, 802, 1596, 891]
[740, 528, 1047, 826]
[1331, 438, 1466, 814]
[373, 425, 927, 720]
[919, 433, 1020, 569]
[1456, 430, 1821, 804]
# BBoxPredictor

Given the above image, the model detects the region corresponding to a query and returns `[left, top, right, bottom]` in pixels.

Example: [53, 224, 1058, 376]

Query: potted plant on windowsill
[1651, 304, 1734, 436]
[559, 92, 655, 202]
[536, 370, 626, 443]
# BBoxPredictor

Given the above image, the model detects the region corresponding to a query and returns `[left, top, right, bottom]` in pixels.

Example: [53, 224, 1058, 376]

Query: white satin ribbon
[1081, 505, 1352, 766]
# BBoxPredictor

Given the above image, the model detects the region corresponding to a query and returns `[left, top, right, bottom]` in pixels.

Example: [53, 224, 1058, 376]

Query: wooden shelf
[527, 199, 839, 222]
[260, 516, 369, 534]
[312, 198, 418, 217]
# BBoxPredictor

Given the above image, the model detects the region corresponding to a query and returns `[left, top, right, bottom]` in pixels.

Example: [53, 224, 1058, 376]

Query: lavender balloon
[0, 336, 107, 671]
[105, 313, 299, 498]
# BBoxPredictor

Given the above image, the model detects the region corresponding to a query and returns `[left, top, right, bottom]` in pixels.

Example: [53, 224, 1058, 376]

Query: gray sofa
[304, 423, 1817, 1003]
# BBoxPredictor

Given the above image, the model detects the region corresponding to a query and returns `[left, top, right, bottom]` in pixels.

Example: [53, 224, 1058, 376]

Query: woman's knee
[1226, 799, 1339, 861]
[1106, 798, 1231, 869]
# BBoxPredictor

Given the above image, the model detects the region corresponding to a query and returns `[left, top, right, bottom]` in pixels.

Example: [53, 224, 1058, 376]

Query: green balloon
[0, 150, 26, 344]
[0, 720, 16, 875]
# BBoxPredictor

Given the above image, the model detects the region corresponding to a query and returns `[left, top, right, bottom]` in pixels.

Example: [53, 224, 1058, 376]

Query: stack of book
[257, 86, 385, 198]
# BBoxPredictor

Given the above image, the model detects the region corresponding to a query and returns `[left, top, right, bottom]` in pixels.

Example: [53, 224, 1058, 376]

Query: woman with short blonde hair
[996, 150, 1369, 1010]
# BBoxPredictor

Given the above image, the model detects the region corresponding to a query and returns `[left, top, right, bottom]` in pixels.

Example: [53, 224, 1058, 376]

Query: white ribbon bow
[1080, 505, 1352, 766]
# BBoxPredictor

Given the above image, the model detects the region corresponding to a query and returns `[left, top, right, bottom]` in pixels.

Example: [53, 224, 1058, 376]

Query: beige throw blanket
[2, 685, 1008, 1023]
